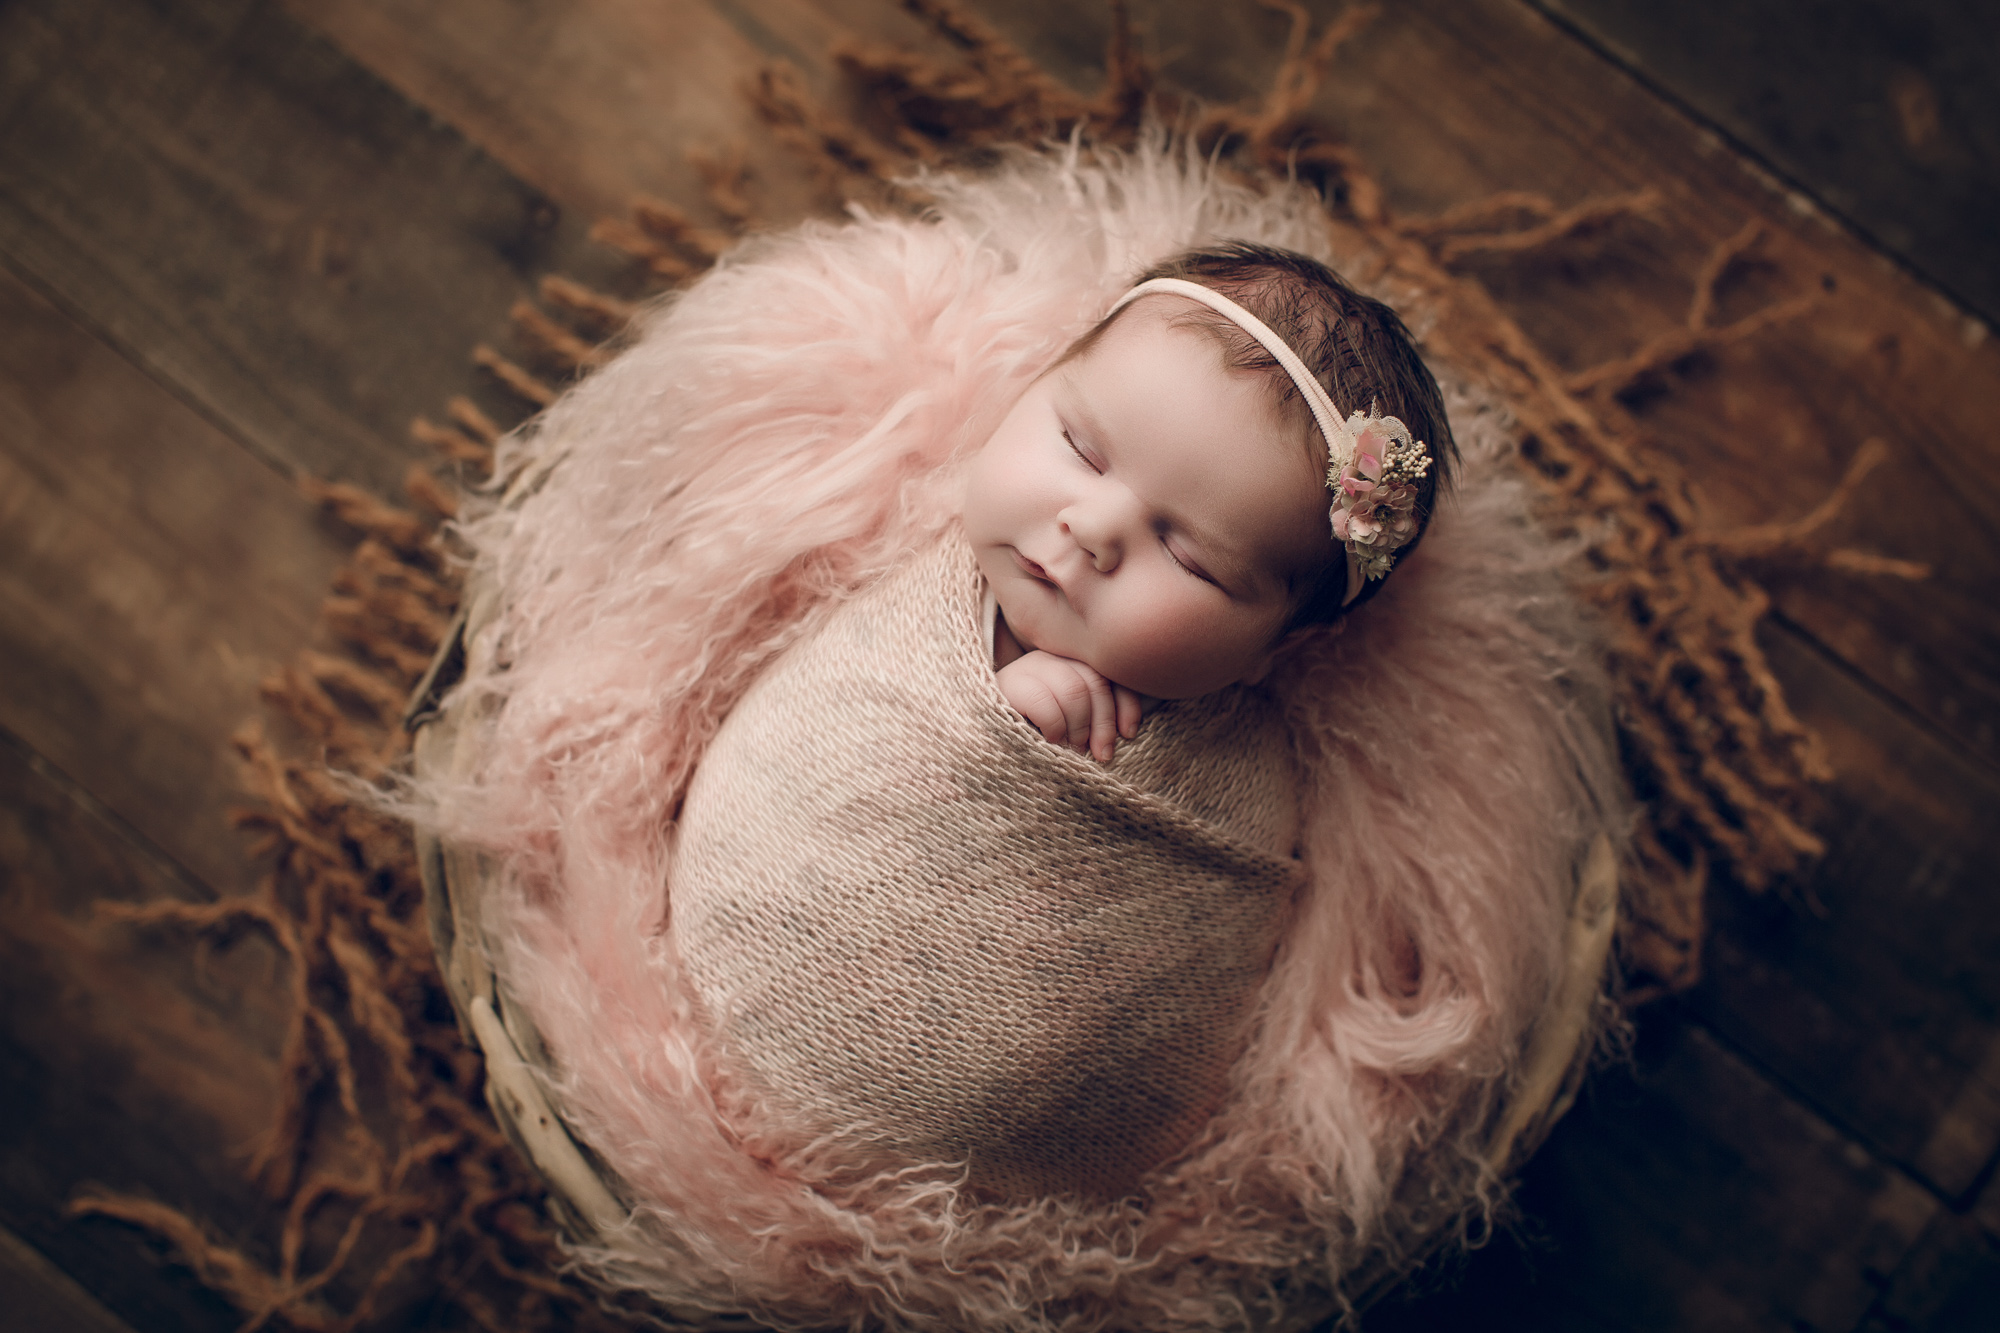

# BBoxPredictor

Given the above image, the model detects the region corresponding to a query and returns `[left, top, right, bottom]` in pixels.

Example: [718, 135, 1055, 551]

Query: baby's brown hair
[1068, 242, 1457, 628]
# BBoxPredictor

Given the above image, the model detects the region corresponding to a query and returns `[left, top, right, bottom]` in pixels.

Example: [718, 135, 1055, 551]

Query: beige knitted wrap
[672, 537, 1307, 1197]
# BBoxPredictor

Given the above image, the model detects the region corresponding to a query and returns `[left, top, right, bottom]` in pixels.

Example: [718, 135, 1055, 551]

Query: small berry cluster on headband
[1327, 409, 1433, 581]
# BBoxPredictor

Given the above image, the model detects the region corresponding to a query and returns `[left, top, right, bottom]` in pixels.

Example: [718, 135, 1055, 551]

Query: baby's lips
[1011, 546, 1061, 590]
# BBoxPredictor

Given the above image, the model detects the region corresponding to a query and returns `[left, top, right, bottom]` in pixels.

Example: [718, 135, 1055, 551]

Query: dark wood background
[1, 1, 1995, 1329]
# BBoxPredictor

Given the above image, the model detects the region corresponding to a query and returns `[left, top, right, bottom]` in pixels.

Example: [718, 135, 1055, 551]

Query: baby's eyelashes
[1063, 429, 1104, 473]
[1162, 537, 1216, 586]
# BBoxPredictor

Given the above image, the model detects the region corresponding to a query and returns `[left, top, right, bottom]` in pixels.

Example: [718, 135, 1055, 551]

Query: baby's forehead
[1058, 314, 1318, 463]
[1070, 305, 1303, 412]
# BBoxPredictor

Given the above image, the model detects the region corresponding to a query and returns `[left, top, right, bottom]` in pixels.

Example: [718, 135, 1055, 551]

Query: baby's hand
[996, 650, 1144, 762]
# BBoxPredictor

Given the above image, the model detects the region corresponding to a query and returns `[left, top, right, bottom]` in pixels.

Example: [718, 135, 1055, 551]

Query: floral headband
[1107, 277, 1433, 603]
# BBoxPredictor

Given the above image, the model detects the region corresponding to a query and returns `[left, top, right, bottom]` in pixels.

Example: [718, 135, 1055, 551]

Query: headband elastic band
[1108, 277, 1366, 605]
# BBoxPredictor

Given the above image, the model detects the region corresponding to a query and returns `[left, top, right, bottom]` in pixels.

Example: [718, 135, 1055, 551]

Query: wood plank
[1689, 624, 2000, 1199]
[0, 0, 610, 496]
[1857, 1207, 2000, 1333]
[286, 0, 900, 227]
[1368, 1020, 1937, 1332]
[0, 1225, 143, 1333]
[0, 730, 283, 1333]
[1974, 1153, 2000, 1242]
[0, 266, 346, 896]
[1533, 0, 2000, 327]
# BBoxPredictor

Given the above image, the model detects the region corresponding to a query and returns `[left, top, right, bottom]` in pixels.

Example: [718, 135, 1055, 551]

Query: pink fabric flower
[1325, 410, 1432, 581]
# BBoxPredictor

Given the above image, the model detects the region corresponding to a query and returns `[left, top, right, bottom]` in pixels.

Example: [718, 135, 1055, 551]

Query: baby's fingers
[1019, 684, 1073, 748]
[1086, 683, 1145, 761]
[1021, 665, 1098, 754]
[1050, 665, 1116, 760]
[1064, 665, 1124, 762]
[1114, 684, 1143, 742]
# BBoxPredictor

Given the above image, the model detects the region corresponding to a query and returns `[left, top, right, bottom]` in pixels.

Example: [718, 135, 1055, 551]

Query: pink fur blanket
[421, 140, 1625, 1330]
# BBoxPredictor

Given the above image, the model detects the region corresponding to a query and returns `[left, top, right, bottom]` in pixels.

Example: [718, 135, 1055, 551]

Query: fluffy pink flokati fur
[416, 137, 1626, 1330]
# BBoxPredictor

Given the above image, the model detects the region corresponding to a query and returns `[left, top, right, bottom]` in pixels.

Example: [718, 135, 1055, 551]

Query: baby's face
[964, 305, 1332, 699]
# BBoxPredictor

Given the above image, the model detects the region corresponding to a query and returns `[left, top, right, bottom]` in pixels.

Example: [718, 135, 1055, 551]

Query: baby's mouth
[1012, 548, 1056, 587]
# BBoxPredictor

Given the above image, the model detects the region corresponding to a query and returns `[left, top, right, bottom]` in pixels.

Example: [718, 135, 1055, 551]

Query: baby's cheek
[962, 444, 1025, 534]
[1097, 597, 1218, 696]
[1121, 587, 1290, 697]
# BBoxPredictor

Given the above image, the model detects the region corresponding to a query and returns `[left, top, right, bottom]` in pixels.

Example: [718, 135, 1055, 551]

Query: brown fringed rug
[72, 2, 1925, 1328]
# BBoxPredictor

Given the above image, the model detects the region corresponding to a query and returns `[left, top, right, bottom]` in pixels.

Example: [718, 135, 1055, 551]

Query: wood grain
[1533, 0, 2000, 327]
[0, 732, 283, 1333]
[1690, 624, 2000, 1199]
[0, 0, 609, 496]
[0, 1225, 142, 1333]
[1857, 1206, 2000, 1333]
[2, 0, 1995, 1325]
[0, 266, 344, 895]
[286, 0, 908, 228]
[1370, 1022, 1937, 1332]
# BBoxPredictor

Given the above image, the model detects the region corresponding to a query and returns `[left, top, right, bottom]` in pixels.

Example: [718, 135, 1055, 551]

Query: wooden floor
[1, 1, 1996, 1329]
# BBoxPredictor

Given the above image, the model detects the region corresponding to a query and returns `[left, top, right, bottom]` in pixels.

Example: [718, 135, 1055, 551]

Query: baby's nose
[1062, 492, 1134, 571]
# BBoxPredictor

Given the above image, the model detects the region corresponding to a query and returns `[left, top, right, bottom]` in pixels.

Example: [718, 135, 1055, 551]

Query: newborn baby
[670, 243, 1454, 1197]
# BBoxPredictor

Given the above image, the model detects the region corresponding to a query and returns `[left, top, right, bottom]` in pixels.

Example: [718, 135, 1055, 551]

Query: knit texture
[674, 537, 1303, 1198]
